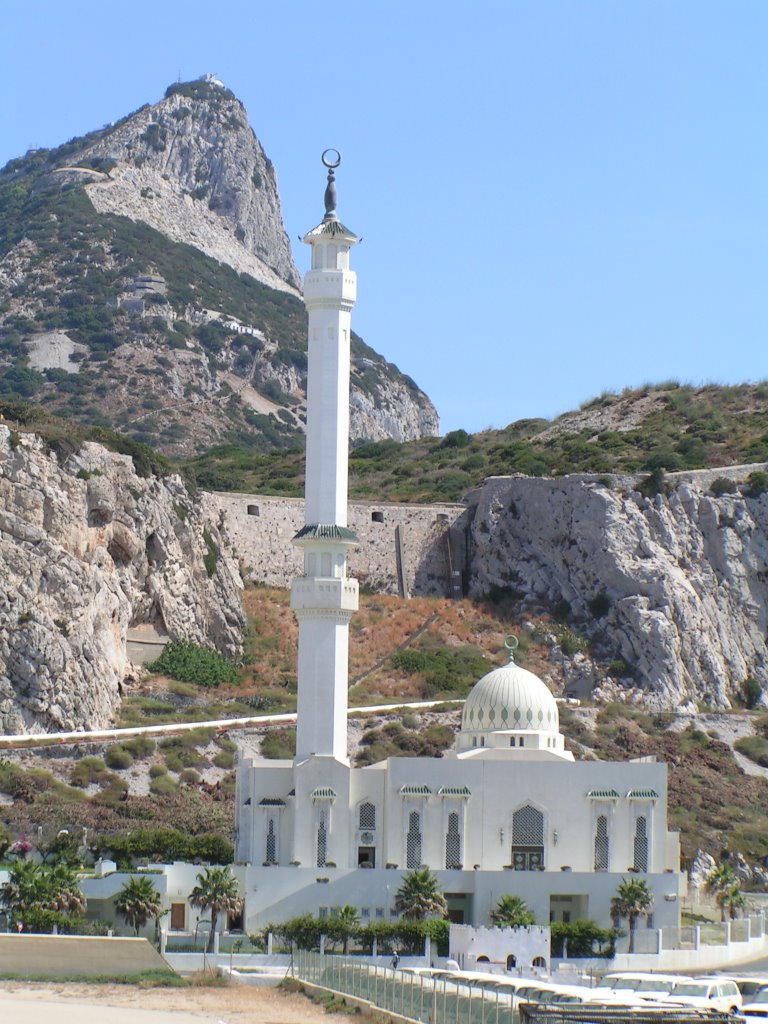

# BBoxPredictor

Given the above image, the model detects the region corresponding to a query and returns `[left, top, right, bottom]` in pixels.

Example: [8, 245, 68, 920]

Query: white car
[742, 988, 768, 1022]
[588, 972, 683, 1004]
[716, 976, 768, 1002]
[662, 977, 742, 1014]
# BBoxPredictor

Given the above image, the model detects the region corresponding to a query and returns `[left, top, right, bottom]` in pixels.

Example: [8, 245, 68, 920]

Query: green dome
[462, 663, 559, 734]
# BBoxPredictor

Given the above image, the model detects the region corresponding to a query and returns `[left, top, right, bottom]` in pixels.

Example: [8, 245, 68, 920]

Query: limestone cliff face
[0, 427, 244, 734]
[468, 474, 768, 710]
[81, 82, 300, 293]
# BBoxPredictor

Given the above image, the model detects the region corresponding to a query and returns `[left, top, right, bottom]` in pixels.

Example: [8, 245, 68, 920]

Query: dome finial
[321, 149, 341, 222]
[504, 635, 519, 664]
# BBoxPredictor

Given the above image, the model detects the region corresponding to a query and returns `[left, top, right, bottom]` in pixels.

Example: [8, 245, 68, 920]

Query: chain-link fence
[292, 950, 516, 1024]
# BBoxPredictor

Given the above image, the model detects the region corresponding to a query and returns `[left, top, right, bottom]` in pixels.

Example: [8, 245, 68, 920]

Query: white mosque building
[234, 155, 684, 932]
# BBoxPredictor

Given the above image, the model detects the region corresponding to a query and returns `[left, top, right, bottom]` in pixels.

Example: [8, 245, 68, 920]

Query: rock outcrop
[0, 427, 244, 734]
[468, 474, 768, 710]
[81, 80, 300, 294]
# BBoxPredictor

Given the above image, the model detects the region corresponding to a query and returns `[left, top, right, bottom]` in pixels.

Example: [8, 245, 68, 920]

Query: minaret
[290, 150, 359, 764]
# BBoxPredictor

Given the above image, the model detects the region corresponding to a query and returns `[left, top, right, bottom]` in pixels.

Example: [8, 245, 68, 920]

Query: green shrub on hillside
[747, 472, 768, 499]
[93, 827, 233, 867]
[734, 736, 768, 767]
[391, 645, 489, 697]
[104, 745, 134, 770]
[148, 640, 239, 687]
[261, 728, 296, 760]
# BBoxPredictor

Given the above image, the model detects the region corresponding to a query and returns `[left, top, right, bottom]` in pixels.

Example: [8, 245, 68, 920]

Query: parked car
[662, 977, 742, 1014]
[741, 987, 768, 1022]
[715, 976, 768, 1001]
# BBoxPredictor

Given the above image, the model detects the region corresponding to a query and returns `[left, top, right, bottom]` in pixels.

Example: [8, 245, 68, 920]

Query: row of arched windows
[593, 813, 648, 872]
[266, 802, 649, 872]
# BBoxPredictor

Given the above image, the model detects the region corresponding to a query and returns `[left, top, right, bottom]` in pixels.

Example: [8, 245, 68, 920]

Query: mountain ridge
[0, 77, 439, 456]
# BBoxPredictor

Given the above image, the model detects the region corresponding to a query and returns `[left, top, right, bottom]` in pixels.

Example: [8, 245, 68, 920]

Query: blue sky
[2, 1, 766, 434]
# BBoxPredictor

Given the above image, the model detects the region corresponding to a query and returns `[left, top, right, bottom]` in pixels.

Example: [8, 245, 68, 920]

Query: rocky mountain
[469, 469, 768, 711]
[0, 77, 438, 457]
[0, 424, 243, 734]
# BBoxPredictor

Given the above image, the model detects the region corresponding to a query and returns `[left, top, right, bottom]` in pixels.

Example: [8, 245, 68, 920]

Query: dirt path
[0, 981, 347, 1024]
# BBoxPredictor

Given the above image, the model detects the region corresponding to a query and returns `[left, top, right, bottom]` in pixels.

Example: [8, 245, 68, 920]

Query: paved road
[0, 698, 465, 751]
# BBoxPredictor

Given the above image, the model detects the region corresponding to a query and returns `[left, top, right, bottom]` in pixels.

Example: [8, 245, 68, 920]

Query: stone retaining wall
[204, 494, 470, 597]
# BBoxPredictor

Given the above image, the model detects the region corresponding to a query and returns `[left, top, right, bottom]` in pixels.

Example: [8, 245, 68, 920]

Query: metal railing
[292, 950, 516, 1024]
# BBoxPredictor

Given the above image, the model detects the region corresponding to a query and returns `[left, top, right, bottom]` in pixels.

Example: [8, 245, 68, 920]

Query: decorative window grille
[406, 811, 422, 869]
[265, 817, 277, 863]
[594, 814, 609, 871]
[633, 815, 648, 872]
[511, 804, 545, 871]
[513, 804, 544, 844]
[445, 811, 461, 868]
[359, 802, 376, 831]
[317, 811, 328, 867]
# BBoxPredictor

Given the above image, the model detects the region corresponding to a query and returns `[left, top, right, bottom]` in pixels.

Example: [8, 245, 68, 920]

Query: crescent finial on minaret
[322, 149, 341, 222]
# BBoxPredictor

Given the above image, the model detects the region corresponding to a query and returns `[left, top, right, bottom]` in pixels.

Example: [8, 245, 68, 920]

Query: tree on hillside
[489, 894, 536, 928]
[190, 865, 243, 953]
[609, 877, 654, 954]
[706, 863, 740, 922]
[394, 868, 448, 921]
[114, 876, 163, 936]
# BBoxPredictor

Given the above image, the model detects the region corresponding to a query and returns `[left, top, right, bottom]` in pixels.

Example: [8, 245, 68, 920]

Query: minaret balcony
[290, 576, 359, 612]
[303, 270, 357, 306]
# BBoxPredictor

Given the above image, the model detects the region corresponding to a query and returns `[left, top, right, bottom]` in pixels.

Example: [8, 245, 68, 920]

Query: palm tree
[0, 859, 86, 929]
[718, 883, 746, 922]
[394, 868, 448, 921]
[328, 905, 360, 953]
[190, 866, 243, 953]
[610, 877, 654, 953]
[490, 894, 536, 928]
[706, 863, 739, 922]
[115, 876, 163, 936]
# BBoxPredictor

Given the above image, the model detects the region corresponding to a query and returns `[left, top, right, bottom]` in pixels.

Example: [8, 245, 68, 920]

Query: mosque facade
[234, 157, 684, 934]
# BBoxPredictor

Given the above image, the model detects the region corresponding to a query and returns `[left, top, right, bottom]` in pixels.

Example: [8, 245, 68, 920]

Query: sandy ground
[0, 981, 347, 1024]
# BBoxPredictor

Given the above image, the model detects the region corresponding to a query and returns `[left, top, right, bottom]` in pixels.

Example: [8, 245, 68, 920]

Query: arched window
[265, 817, 277, 863]
[406, 811, 422, 869]
[532, 956, 547, 969]
[594, 814, 609, 871]
[506, 954, 517, 970]
[445, 811, 461, 868]
[359, 802, 376, 831]
[633, 815, 648, 872]
[317, 811, 328, 867]
[511, 804, 544, 871]
[476, 955, 490, 963]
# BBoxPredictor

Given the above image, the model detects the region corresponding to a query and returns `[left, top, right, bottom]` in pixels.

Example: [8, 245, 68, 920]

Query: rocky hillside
[0, 424, 244, 734]
[469, 471, 768, 711]
[0, 77, 438, 458]
[194, 381, 768, 501]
